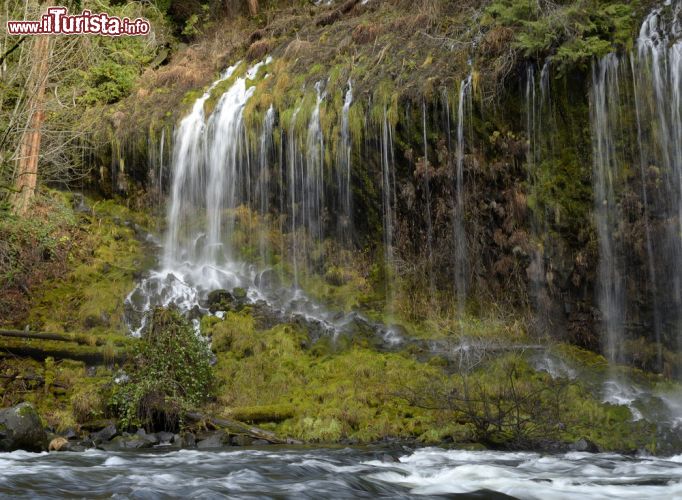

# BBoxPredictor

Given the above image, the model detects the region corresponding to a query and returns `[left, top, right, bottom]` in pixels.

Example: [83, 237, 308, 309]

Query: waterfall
[203, 63, 261, 264]
[126, 62, 390, 340]
[163, 63, 241, 268]
[380, 107, 397, 305]
[257, 105, 275, 264]
[453, 75, 471, 315]
[422, 100, 435, 296]
[305, 81, 326, 248]
[589, 0, 682, 375]
[287, 106, 301, 286]
[590, 53, 627, 366]
[525, 62, 552, 334]
[337, 80, 353, 246]
[634, 0, 682, 365]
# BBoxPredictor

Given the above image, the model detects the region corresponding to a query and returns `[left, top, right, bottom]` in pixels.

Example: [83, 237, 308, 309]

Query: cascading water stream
[380, 107, 397, 308]
[422, 100, 435, 297]
[453, 75, 471, 316]
[591, 53, 627, 370]
[525, 62, 552, 335]
[337, 80, 353, 247]
[305, 81, 326, 250]
[589, 0, 682, 418]
[257, 105, 275, 264]
[125, 61, 401, 347]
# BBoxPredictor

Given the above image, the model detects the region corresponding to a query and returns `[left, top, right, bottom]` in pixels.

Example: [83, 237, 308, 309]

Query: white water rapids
[2, 447, 682, 498]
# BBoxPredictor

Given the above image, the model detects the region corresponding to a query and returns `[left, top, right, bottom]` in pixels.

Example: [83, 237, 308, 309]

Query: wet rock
[231, 435, 254, 446]
[92, 423, 118, 443]
[251, 439, 270, 446]
[72, 193, 92, 214]
[380, 454, 399, 463]
[187, 305, 204, 322]
[570, 438, 600, 453]
[0, 403, 47, 452]
[101, 434, 154, 451]
[207, 289, 234, 312]
[179, 432, 196, 448]
[197, 432, 230, 449]
[155, 431, 175, 445]
[63, 428, 77, 440]
[136, 428, 158, 445]
[232, 287, 247, 300]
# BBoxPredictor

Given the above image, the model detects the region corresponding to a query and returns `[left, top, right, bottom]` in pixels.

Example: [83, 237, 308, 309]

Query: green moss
[27, 196, 155, 335]
[203, 61, 247, 116]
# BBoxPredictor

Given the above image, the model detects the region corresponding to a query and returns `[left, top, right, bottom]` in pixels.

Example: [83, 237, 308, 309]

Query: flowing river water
[2, 447, 682, 499]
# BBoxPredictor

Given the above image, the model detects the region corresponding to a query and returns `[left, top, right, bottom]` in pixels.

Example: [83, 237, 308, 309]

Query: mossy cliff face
[88, 0, 675, 368]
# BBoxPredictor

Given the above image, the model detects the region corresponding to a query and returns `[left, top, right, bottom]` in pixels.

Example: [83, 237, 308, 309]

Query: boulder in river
[101, 434, 156, 451]
[197, 431, 230, 449]
[91, 423, 118, 443]
[570, 437, 600, 453]
[0, 403, 47, 452]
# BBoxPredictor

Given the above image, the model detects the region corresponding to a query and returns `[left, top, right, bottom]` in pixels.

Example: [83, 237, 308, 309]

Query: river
[2, 446, 682, 499]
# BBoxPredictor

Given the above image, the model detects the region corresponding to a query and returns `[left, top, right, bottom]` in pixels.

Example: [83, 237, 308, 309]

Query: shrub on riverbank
[110, 307, 213, 431]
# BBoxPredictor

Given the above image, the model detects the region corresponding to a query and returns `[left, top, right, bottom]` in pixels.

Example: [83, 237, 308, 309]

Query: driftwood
[185, 412, 302, 445]
[0, 329, 108, 346]
[0, 372, 68, 388]
[0, 345, 126, 365]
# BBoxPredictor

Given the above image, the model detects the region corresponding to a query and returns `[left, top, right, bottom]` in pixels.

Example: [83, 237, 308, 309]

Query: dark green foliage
[110, 307, 213, 430]
[81, 61, 137, 105]
[483, 0, 639, 70]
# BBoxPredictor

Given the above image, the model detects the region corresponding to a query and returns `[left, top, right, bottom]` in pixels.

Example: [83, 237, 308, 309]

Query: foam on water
[2, 447, 682, 498]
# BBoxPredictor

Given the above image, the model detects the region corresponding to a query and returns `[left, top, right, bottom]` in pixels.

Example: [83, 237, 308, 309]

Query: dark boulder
[91, 423, 118, 443]
[231, 434, 254, 446]
[207, 289, 234, 312]
[570, 438, 600, 453]
[197, 431, 230, 449]
[0, 403, 47, 452]
[155, 431, 175, 445]
[101, 434, 155, 451]
[179, 432, 196, 448]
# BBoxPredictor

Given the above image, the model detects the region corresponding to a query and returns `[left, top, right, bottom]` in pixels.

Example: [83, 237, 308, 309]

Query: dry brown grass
[247, 39, 273, 61]
[283, 39, 314, 60]
[352, 23, 379, 44]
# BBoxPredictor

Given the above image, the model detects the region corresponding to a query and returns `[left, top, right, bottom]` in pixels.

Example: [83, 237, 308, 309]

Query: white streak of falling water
[288, 106, 301, 286]
[631, 56, 663, 368]
[422, 100, 435, 295]
[381, 108, 397, 304]
[305, 81, 326, 247]
[337, 80, 353, 246]
[525, 62, 551, 335]
[204, 61, 263, 264]
[163, 63, 240, 267]
[636, 0, 682, 358]
[257, 105, 275, 264]
[453, 75, 471, 316]
[590, 53, 626, 367]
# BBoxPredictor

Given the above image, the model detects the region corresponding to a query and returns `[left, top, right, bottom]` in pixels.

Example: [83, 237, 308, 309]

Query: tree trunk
[247, 0, 259, 16]
[12, 34, 50, 215]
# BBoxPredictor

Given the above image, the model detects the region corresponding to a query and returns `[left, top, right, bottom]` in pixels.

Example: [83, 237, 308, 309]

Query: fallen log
[0, 373, 68, 389]
[185, 412, 302, 445]
[0, 329, 108, 346]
